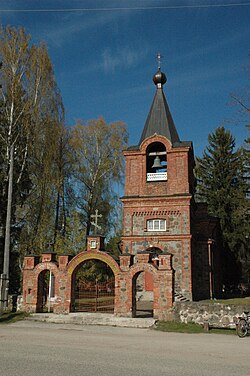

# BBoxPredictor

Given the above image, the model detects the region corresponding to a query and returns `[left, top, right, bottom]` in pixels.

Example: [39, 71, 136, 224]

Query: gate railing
[74, 278, 115, 313]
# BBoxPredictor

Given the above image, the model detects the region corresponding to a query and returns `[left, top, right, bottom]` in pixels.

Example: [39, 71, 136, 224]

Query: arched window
[147, 219, 166, 231]
[146, 142, 167, 182]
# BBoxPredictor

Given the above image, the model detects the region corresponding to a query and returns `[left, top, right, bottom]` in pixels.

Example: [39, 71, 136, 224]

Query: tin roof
[139, 69, 180, 145]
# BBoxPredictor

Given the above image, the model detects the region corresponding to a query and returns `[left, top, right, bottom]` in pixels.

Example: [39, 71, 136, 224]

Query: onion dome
[153, 68, 167, 88]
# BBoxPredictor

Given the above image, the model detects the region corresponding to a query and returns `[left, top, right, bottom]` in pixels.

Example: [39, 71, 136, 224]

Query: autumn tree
[196, 127, 249, 285]
[17, 122, 70, 256]
[0, 26, 65, 304]
[70, 117, 127, 244]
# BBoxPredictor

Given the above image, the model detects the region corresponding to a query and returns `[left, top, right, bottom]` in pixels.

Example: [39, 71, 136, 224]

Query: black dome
[153, 69, 167, 86]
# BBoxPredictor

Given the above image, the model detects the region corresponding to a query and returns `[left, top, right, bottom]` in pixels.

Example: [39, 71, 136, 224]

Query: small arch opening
[132, 270, 154, 318]
[37, 270, 55, 313]
[146, 142, 167, 182]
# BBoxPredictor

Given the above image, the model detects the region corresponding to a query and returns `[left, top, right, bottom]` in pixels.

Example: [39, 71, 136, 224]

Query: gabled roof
[139, 86, 180, 145]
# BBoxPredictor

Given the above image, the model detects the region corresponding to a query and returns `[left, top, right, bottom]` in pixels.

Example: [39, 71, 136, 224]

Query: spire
[139, 54, 180, 145]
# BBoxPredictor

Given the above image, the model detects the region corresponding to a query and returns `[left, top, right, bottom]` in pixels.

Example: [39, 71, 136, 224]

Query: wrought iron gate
[73, 278, 115, 313]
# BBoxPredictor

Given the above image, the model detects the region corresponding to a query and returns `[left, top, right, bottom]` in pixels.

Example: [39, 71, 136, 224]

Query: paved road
[0, 321, 249, 376]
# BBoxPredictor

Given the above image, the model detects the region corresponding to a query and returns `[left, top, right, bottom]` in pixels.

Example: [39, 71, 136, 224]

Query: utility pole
[0, 144, 14, 312]
[0, 62, 9, 313]
[0, 61, 13, 312]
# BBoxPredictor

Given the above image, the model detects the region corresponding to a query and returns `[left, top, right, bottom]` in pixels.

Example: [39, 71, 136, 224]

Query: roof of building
[124, 66, 193, 152]
[139, 69, 181, 145]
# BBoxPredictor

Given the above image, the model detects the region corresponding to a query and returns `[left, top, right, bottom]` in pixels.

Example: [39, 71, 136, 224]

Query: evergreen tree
[196, 126, 249, 285]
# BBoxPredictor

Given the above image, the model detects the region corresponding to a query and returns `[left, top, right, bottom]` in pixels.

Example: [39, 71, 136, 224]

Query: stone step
[26, 313, 156, 328]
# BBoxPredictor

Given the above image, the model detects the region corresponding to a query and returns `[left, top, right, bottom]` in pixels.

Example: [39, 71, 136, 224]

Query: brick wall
[121, 133, 222, 303]
[123, 136, 193, 197]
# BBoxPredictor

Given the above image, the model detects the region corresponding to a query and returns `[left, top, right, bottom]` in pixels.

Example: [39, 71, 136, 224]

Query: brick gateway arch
[22, 236, 174, 320]
[68, 245, 120, 313]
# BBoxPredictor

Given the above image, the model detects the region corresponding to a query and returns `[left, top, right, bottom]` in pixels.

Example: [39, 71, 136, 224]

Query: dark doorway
[37, 270, 55, 313]
[72, 260, 115, 313]
[132, 271, 154, 318]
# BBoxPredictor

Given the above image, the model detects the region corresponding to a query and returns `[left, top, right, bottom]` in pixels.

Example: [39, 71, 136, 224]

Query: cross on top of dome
[153, 52, 167, 87]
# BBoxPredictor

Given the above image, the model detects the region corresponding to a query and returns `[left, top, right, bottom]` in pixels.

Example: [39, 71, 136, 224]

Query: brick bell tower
[120, 60, 198, 302]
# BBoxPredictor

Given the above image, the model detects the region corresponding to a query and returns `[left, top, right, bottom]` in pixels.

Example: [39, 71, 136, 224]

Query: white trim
[147, 219, 166, 232]
[147, 172, 167, 181]
[90, 240, 97, 249]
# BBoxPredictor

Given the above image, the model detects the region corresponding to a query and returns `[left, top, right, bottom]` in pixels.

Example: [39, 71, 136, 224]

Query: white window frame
[90, 240, 97, 249]
[147, 219, 166, 232]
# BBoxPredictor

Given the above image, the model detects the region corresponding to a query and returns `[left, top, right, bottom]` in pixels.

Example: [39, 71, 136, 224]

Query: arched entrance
[37, 270, 55, 313]
[67, 247, 121, 314]
[132, 270, 154, 318]
[71, 259, 115, 313]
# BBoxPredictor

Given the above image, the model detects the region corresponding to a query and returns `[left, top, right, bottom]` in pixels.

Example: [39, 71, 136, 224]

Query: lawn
[0, 311, 29, 324]
[200, 297, 250, 306]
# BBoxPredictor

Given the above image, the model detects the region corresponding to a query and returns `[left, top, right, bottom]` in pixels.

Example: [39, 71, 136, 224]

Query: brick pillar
[58, 255, 73, 270]
[87, 235, 105, 251]
[116, 271, 133, 318]
[120, 253, 134, 271]
[41, 252, 57, 263]
[23, 255, 40, 269]
[22, 255, 40, 313]
[158, 252, 172, 270]
[155, 253, 174, 319]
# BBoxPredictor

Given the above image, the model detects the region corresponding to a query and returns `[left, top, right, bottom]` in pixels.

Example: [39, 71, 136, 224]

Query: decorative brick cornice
[132, 210, 181, 217]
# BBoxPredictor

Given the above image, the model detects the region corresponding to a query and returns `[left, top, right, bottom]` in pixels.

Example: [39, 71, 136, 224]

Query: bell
[152, 156, 162, 169]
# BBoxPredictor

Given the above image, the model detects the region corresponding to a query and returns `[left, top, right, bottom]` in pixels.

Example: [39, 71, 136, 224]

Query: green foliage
[0, 29, 128, 296]
[106, 235, 122, 259]
[75, 260, 114, 282]
[196, 127, 250, 284]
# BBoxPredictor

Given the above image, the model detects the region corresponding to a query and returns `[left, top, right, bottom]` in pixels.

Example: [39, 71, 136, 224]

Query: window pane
[147, 220, 153, 230]
[154, 220, 160, 230]
[160, 220, 165, 230]
[147, 219, 166, 231]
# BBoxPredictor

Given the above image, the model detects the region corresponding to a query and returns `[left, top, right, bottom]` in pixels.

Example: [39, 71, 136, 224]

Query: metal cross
[156, 52, 163, 69]
[90, 209, 102, 235]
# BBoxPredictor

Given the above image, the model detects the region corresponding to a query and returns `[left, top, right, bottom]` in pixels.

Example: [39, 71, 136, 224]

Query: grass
[200, 297, 250, 306]
[155, 321, 204, 334]
[154, 321, 235, 335]
[0, 311, 30, 324]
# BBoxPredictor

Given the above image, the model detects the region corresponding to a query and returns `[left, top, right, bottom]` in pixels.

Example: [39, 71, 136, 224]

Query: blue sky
[0, 0, 249, 156]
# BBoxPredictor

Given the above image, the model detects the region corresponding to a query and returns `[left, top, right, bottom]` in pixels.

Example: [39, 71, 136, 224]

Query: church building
[120, 63, 222, 302]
